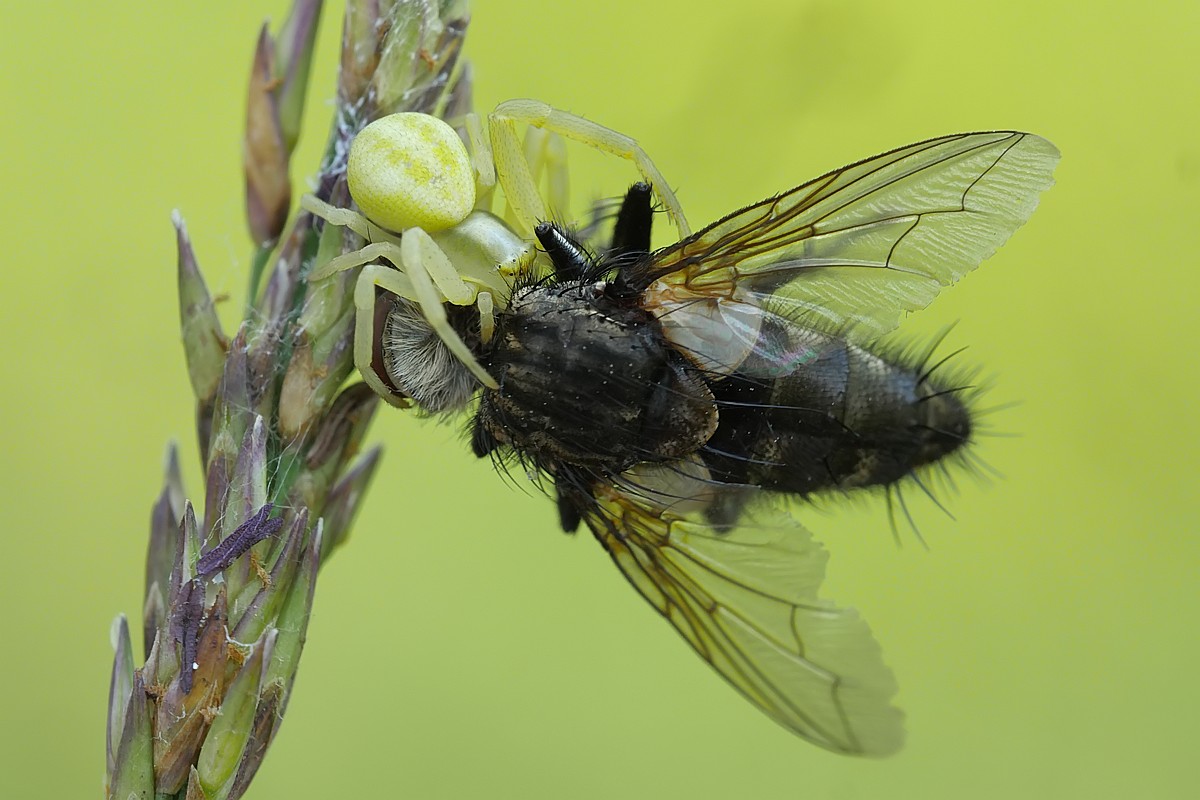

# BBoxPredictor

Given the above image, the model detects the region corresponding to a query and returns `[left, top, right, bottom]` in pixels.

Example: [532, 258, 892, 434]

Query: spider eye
[347, 112, 476, 234]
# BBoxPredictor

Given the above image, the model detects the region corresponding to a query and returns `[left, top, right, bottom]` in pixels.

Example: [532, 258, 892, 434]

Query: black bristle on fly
[535, 222, 593, 283]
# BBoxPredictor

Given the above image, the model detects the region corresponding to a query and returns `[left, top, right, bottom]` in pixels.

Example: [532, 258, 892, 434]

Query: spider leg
[316, 240, 475, 309]
[300, 194, 393, 245]
[353, 265, 415, 407]
[399, 229, 499, 389]
[490, 99, 690, 238]
[466, 112, 497, 212]
[522, 126, 570, 224]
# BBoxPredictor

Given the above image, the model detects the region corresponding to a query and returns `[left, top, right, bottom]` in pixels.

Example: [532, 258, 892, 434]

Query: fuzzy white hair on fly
[381, 298, 478, 414]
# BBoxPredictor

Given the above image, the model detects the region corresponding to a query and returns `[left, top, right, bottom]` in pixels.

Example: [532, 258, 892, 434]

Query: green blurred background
[2, 1, 1197, 797]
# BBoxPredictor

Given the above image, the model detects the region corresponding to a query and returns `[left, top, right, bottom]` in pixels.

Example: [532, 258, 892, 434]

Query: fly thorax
[481, 282, 717, 470]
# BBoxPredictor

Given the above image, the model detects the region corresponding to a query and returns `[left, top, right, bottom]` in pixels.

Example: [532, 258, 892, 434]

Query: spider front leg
[352, 265, 414, 406]
[340, 234, 498, 398]
[519, 126, 571, 227]
[466, 112, 568, 236]
[395, 229, 498, 389]
[312, 237, 474, 307]
[489, 98, 690, 239]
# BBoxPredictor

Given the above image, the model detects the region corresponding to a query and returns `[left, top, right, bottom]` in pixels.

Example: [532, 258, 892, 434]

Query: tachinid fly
[371, 129, 1060, 756]
[475, 185, 976, 524]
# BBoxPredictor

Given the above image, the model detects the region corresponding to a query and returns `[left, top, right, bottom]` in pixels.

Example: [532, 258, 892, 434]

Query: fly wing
[583, 467, 903, 755]
[645, 132, 1059, 340]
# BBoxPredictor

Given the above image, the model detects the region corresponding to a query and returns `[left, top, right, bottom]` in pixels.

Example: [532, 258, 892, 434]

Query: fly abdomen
[835, 343, 972, 488]
[703, 326, 972, 497]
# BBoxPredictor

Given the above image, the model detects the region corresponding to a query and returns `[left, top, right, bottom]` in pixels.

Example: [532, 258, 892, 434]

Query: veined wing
[645, 132, 1059, 339]
[584, 467, 903, 755]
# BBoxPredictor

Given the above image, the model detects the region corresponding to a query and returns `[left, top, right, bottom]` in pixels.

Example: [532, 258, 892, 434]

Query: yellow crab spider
[301, 101, 689, 410]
